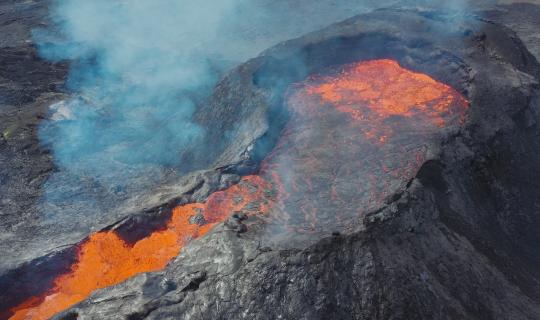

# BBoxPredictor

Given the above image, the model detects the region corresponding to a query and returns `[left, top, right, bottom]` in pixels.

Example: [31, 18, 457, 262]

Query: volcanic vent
[260, 59, 467, 234]
[8, 59, 468, 320]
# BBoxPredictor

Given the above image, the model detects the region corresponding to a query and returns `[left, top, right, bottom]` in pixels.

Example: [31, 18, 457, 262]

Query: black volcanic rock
[46, 6, 540, 320]
[0, 0, 67, 271]
[483, 2, 540, 61]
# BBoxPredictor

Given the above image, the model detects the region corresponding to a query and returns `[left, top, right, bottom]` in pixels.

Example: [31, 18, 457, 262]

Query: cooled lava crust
[2, 6, 540, 320]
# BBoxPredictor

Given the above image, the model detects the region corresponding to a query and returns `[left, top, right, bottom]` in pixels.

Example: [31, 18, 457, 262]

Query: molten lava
[9, 176, 276, 320]
[297, 59, 466, 142]
[257, 59, 468, 232]
[8, 59, 468, 319]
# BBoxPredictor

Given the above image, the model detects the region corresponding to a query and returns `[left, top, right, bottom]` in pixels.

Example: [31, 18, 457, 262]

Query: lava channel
[8, 59, 468, 320]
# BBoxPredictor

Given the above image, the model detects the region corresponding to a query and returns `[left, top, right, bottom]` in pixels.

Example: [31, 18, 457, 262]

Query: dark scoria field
[1, 1, 540, 320]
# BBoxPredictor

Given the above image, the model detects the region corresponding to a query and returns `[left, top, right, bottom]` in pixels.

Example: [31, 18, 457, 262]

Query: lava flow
[8, 176, 276, 320]
[8, 59, 468, 319]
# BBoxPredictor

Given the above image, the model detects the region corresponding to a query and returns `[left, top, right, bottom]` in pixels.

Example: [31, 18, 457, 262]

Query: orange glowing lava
[8, 59, 468, 320]
[259, 59, 468, 232]
[295, 59, 467, 143]
[9, 176, 275, 320]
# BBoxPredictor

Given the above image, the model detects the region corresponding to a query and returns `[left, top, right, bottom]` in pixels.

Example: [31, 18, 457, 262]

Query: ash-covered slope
[48, 7, 540, 320]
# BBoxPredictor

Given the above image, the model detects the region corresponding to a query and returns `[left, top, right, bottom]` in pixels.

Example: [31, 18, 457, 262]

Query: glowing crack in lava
[9, 59, 467, 319]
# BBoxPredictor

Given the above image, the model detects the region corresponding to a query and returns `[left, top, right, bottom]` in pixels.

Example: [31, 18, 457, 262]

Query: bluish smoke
[35, 0, 382, 193]
[37, 0, 246, 181]
[35, 0, 479, 217]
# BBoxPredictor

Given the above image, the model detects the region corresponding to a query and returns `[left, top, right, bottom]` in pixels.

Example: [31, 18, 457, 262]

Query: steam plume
[35, 0, 479, 216]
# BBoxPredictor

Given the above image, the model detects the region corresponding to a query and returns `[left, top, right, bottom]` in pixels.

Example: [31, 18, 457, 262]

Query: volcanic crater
[7, 54, 472, 320]
[2, 4, 540, 320]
